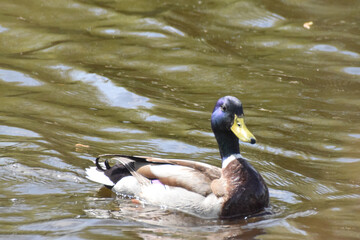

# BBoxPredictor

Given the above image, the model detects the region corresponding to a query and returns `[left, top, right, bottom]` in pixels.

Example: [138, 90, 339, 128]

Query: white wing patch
[85, 167, 114, 186]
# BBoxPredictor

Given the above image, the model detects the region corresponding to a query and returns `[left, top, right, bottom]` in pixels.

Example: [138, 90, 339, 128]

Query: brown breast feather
[219, 158, 269, 218]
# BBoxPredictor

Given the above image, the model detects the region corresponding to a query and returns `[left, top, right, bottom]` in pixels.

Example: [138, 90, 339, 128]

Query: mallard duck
[86, 96, 269, 219]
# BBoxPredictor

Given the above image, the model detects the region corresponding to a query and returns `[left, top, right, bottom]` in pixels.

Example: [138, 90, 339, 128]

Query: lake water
[0, 0, 359, 239]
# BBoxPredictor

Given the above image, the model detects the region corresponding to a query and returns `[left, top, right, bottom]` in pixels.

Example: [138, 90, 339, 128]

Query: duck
[85, 96, 269, 219]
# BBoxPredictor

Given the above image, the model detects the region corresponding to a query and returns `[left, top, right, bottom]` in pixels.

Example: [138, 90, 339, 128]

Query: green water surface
[0, 0, 359, 239]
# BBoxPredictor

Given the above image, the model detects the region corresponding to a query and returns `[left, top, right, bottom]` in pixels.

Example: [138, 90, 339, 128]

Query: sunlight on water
[0, 24, 8, 32]
[49, 65, 153, 108]
[0, 125, 41, 138]
[343, 67, 360, 76]
[0, 69, 43, 86]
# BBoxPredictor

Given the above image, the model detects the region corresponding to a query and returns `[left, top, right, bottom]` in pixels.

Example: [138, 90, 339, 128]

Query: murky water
[0, 0, 359, 239]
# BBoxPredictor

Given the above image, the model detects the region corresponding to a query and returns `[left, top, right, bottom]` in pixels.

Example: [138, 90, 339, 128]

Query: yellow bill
[230, 114, 256, 144]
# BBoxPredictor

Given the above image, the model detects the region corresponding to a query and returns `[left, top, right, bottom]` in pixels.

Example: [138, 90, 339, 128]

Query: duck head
[211, 96, 256, 160]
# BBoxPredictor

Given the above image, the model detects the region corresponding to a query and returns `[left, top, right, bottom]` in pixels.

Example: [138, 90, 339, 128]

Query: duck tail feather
[95, 157, 105, 171]
[112, 157, 151, 186]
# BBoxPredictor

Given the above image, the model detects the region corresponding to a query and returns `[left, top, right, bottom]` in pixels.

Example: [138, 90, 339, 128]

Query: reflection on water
[0, 69, 43, 86]
[0, 0, 359, 239]
[343, 67, 360, 76]
[50, 64, 154, 108]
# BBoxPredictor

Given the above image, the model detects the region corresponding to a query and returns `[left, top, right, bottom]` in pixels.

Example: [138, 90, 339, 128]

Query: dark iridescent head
[211, 96, 256, 155]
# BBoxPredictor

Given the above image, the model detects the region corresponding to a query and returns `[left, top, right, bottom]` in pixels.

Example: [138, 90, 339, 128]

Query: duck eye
[221, 104, 227, 112]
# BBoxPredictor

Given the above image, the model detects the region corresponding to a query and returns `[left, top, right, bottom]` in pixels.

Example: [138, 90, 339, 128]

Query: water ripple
[214, 1, 285, 29]
[0, 125, 40, 138]
[0, 69, 43, 86]
[49, 65, 153, 109]
[0, 24, 8, 33]
[343, 67, 360, 76]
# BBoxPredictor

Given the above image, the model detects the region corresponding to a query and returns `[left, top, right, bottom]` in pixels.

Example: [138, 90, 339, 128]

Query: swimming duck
[86, 96, 269, 219]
